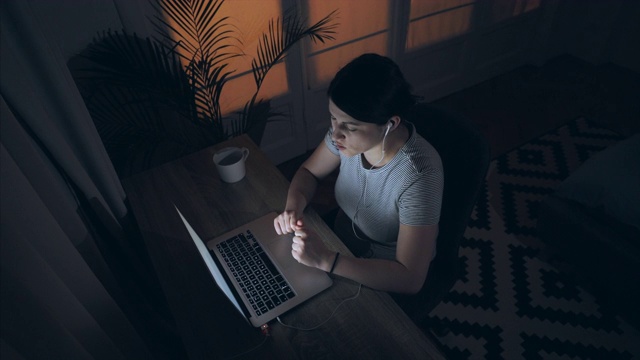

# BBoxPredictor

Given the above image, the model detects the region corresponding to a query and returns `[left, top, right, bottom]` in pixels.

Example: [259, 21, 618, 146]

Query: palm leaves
[244, 8, 338, 133]
[151, 0, 239, 128]
[73, 0, 338, 177]
[152, 0, 338, 139]
[72, 31, 218, 176]
[252, 8, 338, 90]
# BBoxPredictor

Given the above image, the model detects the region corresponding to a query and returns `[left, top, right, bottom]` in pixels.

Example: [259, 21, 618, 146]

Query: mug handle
[241, 147, 250, 161]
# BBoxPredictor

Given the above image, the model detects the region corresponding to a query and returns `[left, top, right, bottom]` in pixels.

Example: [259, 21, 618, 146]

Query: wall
[542, 0, 640, 72]
[26, 0, 639, 165]
[606, 1, 640, 73]
[29, 0, 122, 59]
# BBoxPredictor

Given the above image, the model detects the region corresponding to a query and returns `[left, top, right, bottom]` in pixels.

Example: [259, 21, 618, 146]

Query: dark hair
[327, 53, 418, 125]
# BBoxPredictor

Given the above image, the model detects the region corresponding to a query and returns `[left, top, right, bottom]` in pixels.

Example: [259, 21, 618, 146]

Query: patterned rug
[426, 118, 640, 359]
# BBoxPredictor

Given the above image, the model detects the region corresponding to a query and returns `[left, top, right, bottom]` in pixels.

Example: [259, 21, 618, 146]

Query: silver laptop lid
[177, 206, 333, 327]
[175, 206, 247, 321]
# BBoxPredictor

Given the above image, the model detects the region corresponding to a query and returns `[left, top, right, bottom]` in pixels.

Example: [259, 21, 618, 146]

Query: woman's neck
[362, 123, 410, 169]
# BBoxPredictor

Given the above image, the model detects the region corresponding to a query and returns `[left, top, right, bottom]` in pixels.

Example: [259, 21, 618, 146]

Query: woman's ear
[388, 116, 401, 131]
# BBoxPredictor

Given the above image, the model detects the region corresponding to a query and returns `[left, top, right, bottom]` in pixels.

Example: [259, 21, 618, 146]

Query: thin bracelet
[329, 252, 340, 274]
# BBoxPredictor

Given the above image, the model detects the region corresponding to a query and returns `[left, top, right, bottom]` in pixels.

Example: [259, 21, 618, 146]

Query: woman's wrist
[285, 192, 307, 214]
[322, 251, 340, 273]
[329, 252, 340, 274]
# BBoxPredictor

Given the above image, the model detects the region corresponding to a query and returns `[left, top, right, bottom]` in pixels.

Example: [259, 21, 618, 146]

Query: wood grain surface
[123, 135, 445, 360]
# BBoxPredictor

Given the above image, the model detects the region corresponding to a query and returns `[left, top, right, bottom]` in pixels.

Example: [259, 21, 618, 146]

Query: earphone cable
[276, 283, 362, 331]
[352, 127, 388, 239]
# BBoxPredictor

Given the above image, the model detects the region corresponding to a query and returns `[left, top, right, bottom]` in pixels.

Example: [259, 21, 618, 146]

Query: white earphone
[381, 122, 392, 155]
[352, 121, 393, 239]
[351, 121, 393, 240]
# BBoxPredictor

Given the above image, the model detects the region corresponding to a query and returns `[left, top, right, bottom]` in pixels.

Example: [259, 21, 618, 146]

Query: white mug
[213, 147, 250, 183]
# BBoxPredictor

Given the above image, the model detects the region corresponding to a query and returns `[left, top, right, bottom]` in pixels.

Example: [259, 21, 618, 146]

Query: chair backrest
[392, 103, 490, 323]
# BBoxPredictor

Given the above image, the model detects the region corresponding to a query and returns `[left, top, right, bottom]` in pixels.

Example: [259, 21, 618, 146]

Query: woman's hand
[274, 141, 340, 235]
[291, 222, 334, 271]
[274, 210, 303, 235]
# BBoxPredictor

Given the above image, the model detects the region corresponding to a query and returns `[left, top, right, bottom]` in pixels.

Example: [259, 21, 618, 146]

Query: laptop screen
[174, 206, 244, 317]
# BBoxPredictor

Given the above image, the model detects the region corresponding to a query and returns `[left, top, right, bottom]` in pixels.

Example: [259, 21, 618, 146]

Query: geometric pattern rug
[426, 118, 640, 359]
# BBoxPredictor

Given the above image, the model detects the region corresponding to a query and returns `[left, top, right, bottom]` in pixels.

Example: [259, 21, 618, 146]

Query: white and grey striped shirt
[325, 123, 444, 246]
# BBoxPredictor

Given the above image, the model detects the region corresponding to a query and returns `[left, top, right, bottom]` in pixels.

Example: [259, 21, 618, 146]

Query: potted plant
[71, 0, 338, 177]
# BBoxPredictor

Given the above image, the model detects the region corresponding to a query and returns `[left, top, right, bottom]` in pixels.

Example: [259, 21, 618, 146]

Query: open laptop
[175, 206, 333, 327]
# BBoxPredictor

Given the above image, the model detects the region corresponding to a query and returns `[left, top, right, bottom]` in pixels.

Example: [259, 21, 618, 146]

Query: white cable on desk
[223, 284, 363, 359]
[276, 283, 363, 331]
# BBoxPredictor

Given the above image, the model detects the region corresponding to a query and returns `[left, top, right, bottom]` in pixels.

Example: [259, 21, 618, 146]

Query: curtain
[0, 1, 175, 358]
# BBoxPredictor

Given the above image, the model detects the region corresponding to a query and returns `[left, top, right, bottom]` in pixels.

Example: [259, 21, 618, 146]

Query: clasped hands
[274, 211, 334, 272]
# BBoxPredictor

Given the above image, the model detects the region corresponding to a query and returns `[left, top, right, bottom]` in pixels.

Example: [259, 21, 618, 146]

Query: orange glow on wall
[492, 0, 541, 23]
[406, 0, 475, 50]
[220, 63, 288, 115]
[161, 0, 538, 116]
[163, 0, 288, 115]
[410, 0, 473, 17]
[307, 33, 389, 90]
[305, 0, 390, 88]
[306, 0, 390, 54]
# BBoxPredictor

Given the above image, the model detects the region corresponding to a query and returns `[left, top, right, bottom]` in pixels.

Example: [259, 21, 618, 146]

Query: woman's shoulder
[399, 124, 442, 175]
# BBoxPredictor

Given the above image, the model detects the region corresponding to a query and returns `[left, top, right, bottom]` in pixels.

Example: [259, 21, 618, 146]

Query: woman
[274, 53, 443, 294]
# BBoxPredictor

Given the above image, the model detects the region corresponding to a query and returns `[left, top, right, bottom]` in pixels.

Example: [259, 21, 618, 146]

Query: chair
[391, 103, 491, 324]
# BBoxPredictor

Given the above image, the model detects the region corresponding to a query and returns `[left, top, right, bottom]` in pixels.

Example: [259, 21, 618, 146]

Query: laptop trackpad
[264, 234, 299, 270]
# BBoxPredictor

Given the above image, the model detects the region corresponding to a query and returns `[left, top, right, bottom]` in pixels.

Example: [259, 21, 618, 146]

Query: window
[491, 0, 541, 23]
[406, 0, 475, 51]
[305, 0, 391, 88]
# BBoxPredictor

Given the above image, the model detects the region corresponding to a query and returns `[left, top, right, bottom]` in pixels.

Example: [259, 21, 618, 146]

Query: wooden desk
[123, 135, 445, 360]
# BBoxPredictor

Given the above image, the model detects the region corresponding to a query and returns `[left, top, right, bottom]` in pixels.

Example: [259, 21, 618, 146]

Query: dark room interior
[2, 1, 639, 359]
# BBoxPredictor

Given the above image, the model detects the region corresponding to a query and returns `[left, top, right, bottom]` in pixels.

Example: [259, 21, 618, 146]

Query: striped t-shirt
[324, 123, 444, 246]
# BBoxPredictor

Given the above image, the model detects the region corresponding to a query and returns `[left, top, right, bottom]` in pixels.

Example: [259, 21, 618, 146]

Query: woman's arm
[274, 142, 340, 234]
[292, 222, 438, 294]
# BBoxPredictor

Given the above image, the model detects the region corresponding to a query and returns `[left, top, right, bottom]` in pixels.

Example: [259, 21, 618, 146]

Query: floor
[122, 54, 637, 359]
[277, 54, 640, 216]
[427, 116, 640, 358]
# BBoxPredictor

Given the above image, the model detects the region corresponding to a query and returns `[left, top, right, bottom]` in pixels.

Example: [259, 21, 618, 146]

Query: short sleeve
[398, 168, 444, 226]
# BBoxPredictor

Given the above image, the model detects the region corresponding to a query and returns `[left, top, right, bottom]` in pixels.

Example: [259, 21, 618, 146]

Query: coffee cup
[213, 147, 250, 183]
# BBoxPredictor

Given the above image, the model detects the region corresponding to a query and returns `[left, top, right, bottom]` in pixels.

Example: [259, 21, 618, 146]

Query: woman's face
[329, 99, 385, 158]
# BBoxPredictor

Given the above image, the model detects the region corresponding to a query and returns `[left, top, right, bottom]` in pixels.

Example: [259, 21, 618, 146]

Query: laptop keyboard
[216, 230, 296, 316]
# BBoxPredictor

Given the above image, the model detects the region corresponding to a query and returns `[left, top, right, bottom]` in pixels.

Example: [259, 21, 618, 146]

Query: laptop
[175, 206, 333, 327]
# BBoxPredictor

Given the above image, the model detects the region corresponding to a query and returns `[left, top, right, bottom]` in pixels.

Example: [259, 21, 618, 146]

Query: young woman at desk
[274, 53, 443, 294]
